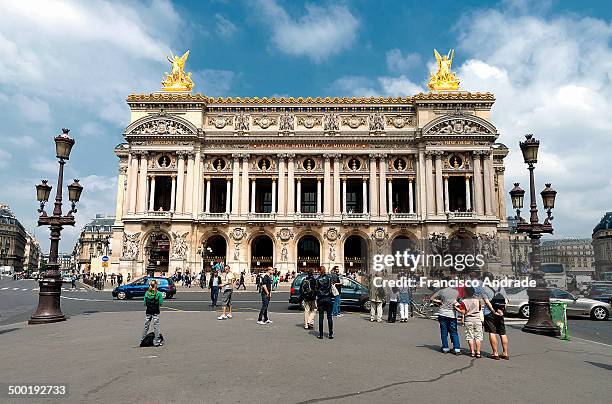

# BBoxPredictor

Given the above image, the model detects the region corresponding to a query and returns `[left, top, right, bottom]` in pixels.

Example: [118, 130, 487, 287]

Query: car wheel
[519, 304, 530, 319]
[591, 306, 609, 321]
[117, 291, 126, 300]
[363, 301, 372, 312]
[161, 291, 167, 299]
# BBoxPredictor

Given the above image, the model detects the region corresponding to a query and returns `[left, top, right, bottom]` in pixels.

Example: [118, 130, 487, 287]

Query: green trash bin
[550, 302, 569, 340]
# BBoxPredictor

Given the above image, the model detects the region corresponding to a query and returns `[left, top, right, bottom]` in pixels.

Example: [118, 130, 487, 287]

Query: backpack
[317, 276, 332, 298]
[489, 286, 506, 310]
[301, 277, 315, 301]
[140, 332, 164, 347]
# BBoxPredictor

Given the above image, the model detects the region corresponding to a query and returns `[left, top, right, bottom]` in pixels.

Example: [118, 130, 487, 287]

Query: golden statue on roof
[162, 50, 194, 92]
[428, 49, 460, 91]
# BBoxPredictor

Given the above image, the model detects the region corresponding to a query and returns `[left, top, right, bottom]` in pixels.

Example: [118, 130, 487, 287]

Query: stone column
[250, 178, 256, 214]
[483, 152, 494, 216]
[116, 166, 127, 220]
[425, 152, 434, 217]
[127, 153, 139, 214]
[323, 155, 331, 216]
[287, 155, 295, 215]
[417, 151, 426, 217]
[333, 155, 341, 215]
[241, 155, 250, 215]
[272, 177, 277, 214]
[443, 175, 449, 213]
[472, 152, 483, 215]
[379, 155, 387, 217]
[225, 178, 231, 213]
[277, 155, 286, 215]
[362, 177, 368, 214]
[342, 178, 347, 214]
[296, 178, 301, 214]
[148, 175, 156, 211]
[231, 155, 240, 215]
[176, 152, 185, 213]
[388, 178, 393, 215]
[316, 177, 322, 214]
[170, 175, 176, 212]
[184, 152, 195, 214]
[137, 152, 148, 213]
[465, 175, 472, 211]
[434, 152, 444, 215]
[205, 178, 211, 213]
[408, 177, 414, 214]
[496, 167, 507, 220]
[369, 155, 378, 216]
[195, 153, 204, 217]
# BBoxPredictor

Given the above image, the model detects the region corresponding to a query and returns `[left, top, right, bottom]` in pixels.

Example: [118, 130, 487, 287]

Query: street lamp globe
[36, 180, 52, 202]
[68, 179, 83, 203]
[519, 134, 539, 164]
[541, 183, 557, 209]
[54, 128, 75, 160]
[510, 183, 525, 209]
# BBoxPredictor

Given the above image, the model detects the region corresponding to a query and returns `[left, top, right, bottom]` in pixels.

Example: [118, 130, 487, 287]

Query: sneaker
[308, 324, 314, 330]
[370, 318, 375, 322]
[376, 319, 382, 323]
[217, 315, 227, 320]
[337, 314, 344, 317]
[453, 350, 461, 356]
[265, 320, 273, 324]
[304, 325, 309, 329]
[441, 348, 450, 353]
[257, 321, 266, 325]
[227, 314, 233, 319]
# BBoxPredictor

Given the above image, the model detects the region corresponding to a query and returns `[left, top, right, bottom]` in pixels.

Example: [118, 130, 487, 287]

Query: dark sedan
[289, 273, 373, 311]
[112, 276, 176, 300]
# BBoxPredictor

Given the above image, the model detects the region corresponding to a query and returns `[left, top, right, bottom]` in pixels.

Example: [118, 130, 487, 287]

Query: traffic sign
[102, 256, 109, 262]
[102, 262, 109, 268]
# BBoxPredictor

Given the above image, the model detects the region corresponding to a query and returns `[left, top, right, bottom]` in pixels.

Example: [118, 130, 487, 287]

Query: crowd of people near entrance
[139, 262, 510, 358]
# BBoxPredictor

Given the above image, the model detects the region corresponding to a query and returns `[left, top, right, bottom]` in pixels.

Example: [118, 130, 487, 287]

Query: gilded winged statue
[428, 49, 460, 91]
[162, 50, 194, 92]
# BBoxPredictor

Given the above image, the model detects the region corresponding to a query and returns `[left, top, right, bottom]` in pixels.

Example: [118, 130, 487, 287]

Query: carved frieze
[122, 232, 140, 260]
[386, 114, 413, 129]
[279, 112, 295, 131]
[342, 114, 367, 129]
[369, 113, 385, 131]
[252, 114, 278, 129]
[131, 119, 191, 135]
[234, 113, 250, 131]
[297, 115, 322, 129]
[428, 119, 491, 135]
[170, 231, 189, 260]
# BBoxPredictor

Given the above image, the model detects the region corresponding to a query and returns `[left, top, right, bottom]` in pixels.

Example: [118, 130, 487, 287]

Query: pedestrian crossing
[0, 286, 88, 293]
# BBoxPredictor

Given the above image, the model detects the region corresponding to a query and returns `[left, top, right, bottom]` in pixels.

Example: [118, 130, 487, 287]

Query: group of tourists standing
[299, 266, 338, 339]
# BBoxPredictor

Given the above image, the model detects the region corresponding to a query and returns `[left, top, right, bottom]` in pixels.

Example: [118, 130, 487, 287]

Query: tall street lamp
[29, 129, 83, 325]
[509, 134, 559, 336]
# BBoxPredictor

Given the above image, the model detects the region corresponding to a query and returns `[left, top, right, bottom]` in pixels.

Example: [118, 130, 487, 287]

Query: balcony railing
[390, 212, 418, 221]
[294, 212, 323, 220]
[446, 211, 475, 221]
[198, 212, 230, 221]
[342, 213, 371, 221]
[140, 211, 173, 222]
[247, 212, 277, 221]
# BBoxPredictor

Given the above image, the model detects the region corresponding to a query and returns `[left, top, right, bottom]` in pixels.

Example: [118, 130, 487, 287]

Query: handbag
[331, 284, 339, 297]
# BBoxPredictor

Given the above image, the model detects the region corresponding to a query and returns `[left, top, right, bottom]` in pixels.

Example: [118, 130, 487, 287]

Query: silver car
[506, 287, 610, 321]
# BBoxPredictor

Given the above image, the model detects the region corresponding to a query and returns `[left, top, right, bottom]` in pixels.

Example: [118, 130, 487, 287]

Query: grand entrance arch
[201, 235, 227, 270]
[251, 235, 274, 273]
[391, 235, 418, 273]
[344, 235, 368, 274]
[297, 235, 320, 271]
[145, 232, 170, 275]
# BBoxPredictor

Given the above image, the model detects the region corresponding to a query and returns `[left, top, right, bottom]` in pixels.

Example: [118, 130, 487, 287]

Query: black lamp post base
[522, 287, 560, 337]
[28, 277, 66, 325]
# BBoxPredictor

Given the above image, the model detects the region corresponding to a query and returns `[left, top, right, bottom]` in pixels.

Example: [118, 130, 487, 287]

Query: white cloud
[215, 14, 237, 38]
[456, 9, 612, 237]
[256, 0, 359, 63]
[330, 75, 423, 97]
[386, 49, 422, 74]
[191, 69, 236, 96]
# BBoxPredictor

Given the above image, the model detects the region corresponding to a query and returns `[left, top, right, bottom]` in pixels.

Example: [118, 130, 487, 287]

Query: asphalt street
[1, 278, 611, 346]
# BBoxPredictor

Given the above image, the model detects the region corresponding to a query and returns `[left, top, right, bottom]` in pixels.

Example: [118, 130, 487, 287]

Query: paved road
[1, 278, 611, 345]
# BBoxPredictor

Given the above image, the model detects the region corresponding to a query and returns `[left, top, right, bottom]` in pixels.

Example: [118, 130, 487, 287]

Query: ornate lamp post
[29, 129, 83, 325]
[509, 134, 559, 336]
[197, 243, 213, 272]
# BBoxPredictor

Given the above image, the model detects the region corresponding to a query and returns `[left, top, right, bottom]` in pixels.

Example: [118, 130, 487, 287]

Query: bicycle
[410, 297, 439, 319]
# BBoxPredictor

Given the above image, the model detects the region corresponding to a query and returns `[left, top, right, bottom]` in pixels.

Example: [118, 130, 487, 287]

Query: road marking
[162, 306, 183, 312]
[1, 287, 8, 290]
[12, 288, 19, 290]
[60, 296, 112, 302]
[570, 336, 612, 349]
[21, 288, 28, 291]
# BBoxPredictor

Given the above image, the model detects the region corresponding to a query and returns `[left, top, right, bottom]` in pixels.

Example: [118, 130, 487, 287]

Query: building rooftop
[593, 212, 612, 234]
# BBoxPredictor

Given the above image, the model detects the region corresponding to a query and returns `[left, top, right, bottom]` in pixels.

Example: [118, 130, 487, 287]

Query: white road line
[1, 287, 8, 290]
[12, 287, 19, 291]
[33, 288, 39, 291]
[21, 288, 28, 291]
[570, 336, 612, 349]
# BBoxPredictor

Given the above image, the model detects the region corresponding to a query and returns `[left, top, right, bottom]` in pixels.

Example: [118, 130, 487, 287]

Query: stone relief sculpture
[324, 113, 340, 132]
[429, 232, 449, 255]
[371, 227, 388, 255]
[170, 231, 189, 260]
[478, 233, 500, 261]
[329, 243, 336, 261]
[342, 114, 367, 129]
[234, 112, 250, 131]
[122, 232, 140, 260]
[369, 112, 385, 131]
[132, 119, 190, 135]
[280, 245, 288, 262]
[279, 112, 294, 131]
[429, 119, 490, 135]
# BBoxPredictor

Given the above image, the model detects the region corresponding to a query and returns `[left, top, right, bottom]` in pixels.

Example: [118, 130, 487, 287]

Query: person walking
[431, 285, 461, 355]
[369, 275, 385, 322]
[209, 270, 221, 307]
[387, 286, 399, 323]
[238, 271, 247, 290]
[255, 272, 262, 293]
[257, 267, 273, 325]
[117, 273, 123, 286]
[456, 286, 483, 358]
[331, 266, 343, 317]
[70, 272, 77, 290]
[315, 266, 334, 339]
[398, 281, 410, 322]
[481, 272, 509, 360]
[218, 265, 235, 320]
[199, 270, 206, 289]
[142, 279, 163, 347]
[300, 268, 317, 330]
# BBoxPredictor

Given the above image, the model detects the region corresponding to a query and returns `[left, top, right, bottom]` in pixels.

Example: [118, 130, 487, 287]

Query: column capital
[387, 177, 393, 182]
[480, 150, 492, 157]
[424, 150, 434, 159]
[332, 153, 342, 161]
[148, 174, 156, 179]
[443, 175, 449, 180]
[408, 177, 414, 183]
[251, 178, 257, 183]
[271, 176, 277, 182]
[316, 176, 322, 182]
[465, 174, 472, 179]
[342, 177, 347, 182]
[226, 176, 232, 181]
[171, 174, 176, 179]
[286, 153, 296, 161]
[296, 177, 301, 182]
[368, 153, 377, 159]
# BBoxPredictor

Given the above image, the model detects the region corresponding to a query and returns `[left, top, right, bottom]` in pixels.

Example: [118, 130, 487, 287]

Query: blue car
[112, 276, 176, 300]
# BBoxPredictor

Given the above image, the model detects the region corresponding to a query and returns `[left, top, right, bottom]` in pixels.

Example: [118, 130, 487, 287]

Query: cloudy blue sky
[1, 0, 611, 251]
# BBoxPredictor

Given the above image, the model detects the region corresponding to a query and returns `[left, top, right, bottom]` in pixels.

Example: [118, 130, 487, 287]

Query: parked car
[289, 273, 375, 311]
[112, 276, 176, 300]
[588, 284, 612, 305]
[61, 274, 73, 283]
[506, 287, 610, 320]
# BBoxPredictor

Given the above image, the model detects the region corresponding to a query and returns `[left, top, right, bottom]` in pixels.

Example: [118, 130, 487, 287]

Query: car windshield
[506, 287, 526, 295]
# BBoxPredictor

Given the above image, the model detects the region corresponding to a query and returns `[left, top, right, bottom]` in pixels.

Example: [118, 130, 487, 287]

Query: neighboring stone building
[23, 231, 41, 272]
[541, 238, 594, 276]
[508, 216, 531, 275]
[73, 214, 114, 274]
[110, 54, 511, 277]
[0, 204, 26, 272]
[592, 212, 612, 279]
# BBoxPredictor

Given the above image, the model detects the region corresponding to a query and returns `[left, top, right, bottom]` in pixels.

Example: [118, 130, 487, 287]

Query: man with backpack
[315, 266, 334, 339]
[481, 272, 509, 360]
[257, 267, 273, 325]
[300, 268, 317, 330]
